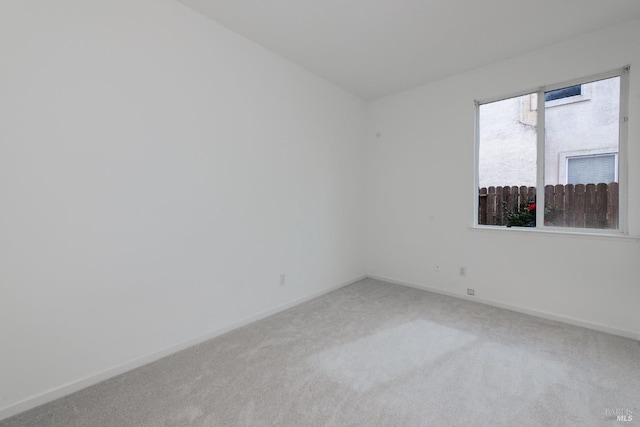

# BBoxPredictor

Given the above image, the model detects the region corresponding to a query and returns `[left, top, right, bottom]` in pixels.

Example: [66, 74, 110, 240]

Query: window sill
[470, 225, 640, 242]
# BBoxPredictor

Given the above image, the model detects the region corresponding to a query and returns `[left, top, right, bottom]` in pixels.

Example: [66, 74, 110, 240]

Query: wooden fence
[478, 183, 618, 229]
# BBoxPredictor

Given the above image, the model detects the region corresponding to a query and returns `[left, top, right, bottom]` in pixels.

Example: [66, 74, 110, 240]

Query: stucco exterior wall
[478, 77, 620, 188]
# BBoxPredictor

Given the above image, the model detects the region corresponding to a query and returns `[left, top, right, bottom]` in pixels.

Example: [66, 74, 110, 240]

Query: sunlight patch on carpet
[308, 320, 477, 392]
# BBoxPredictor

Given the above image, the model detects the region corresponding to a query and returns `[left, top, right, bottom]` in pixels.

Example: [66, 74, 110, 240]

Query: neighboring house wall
[545, 78, 620, 185]
[478, 79, 620, 188]
[478, 96, 537, 188]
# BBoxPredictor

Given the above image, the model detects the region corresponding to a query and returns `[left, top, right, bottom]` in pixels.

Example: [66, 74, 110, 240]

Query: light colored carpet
[2, 278, 638, 426]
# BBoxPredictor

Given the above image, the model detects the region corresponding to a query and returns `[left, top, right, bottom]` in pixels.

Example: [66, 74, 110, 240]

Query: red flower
[527, 203, 536, 211]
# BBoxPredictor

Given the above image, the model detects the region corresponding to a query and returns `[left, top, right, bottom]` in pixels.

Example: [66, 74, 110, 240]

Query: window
[545, 85, 581, 102]
[476, 68, 629, 233]
[567, 154, 616, 185]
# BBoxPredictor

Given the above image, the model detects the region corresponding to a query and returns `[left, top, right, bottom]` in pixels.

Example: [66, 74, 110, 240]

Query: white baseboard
[366, 274, 640, 341]
[0, 274, 366, 422]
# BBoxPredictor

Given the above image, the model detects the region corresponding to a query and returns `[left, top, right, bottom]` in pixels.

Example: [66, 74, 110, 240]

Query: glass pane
[478, 94, 537, 227]
[543, 76, 620, 229]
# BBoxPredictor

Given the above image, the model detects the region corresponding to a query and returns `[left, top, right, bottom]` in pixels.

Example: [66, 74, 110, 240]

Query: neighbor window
[567, 154, 617, 185]
[476, 68, 629, 233]
[544, 84, 581, 102]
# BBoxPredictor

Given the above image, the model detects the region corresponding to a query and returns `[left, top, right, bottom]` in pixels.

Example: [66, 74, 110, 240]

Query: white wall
[0, 0, 366, 416]
[366, 20, 640, 338]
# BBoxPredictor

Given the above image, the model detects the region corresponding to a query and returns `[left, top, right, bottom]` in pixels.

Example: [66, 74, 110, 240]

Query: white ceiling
[177, 0, 640, 100]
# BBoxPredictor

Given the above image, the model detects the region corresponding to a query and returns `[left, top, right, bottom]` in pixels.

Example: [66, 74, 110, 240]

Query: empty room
[1, 1, 639, 426]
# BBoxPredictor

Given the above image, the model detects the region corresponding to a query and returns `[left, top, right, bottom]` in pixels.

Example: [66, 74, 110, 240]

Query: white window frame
[474, 67, 630, 236]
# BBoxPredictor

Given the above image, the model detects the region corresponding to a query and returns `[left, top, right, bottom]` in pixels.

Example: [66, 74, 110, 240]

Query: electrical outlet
[459, 267, 466, 277]
[434, 265, 440, 273]
[279, 274, 286, 286]
[467, 288, 475, 296]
